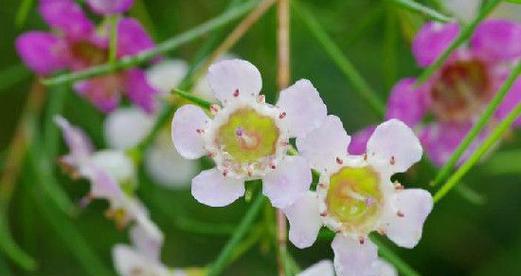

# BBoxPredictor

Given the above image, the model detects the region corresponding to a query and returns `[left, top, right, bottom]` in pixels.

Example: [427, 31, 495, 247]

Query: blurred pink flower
[287, 119, 432, 275]
[16, 0, 156, 113]
[172, 59, 328, 208]
[350, 20, 521, 166]
[86, 0, 134, 15]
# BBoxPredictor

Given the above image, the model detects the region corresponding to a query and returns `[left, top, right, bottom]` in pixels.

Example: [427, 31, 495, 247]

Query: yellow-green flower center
[216, 107, 280, 165]
[326, 166, 382, 232]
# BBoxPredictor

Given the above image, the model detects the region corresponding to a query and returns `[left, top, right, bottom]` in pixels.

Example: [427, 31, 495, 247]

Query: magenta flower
[86, 0, 134, 15]
[16, 0, 156, 113]
[350, 20, 521, 166]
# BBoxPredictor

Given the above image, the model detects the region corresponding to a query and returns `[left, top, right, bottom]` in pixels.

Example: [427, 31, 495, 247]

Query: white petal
[145, 59, 188, 95]
[55, 115, 93, 166]
[283, 191, 322, 249]
[207, 59, 262, 104]
[90, 150, 136, 184]
[191, 168, 245, 207]
[381, 189, 433, 249]
[298, 260, 335, 276]
[296, 115, 350, 173]
[171, 104, 209, 159]
[332, 235, 378, 276]
[80, 163, 123, 200]
[366, 119, 422, 174]
[104, 107, 155, 150]
[112, 245, 170, 276]
[372, 259, 398, 276]
[129, 224, 164, 261]
[277, 79, 327, 139]
[262, 156, 312, 208]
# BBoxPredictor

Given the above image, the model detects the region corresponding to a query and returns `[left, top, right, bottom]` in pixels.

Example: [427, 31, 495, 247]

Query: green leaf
[42, 0, 261, 86]
[43, 85, 68, 163]
[483, 149, 521, 175]
[292, 0, 385, 117]
[0, 64, 31, 93]
[0, 255, 13, 276]
[15, 0, 33, 28]
[0, 210, 37, 271]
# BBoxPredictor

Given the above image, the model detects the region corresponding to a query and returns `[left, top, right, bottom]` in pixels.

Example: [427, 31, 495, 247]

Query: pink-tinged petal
[419, 122, 486, 166]
[124, 69, 157, 113]
[262, 156, 312, 208]
[80, 163, 123, 200]
[129, 224, 163, 261]
[171, 104, 209, 159]
[74, 76, 122, 113]
[497, 78, 521, 127]
[277, 79, 328, 139]
[54, 116, 94, 167]
[348, 126, 375, 155]
[207, 59, 262, 104]
[298, 260, 335, 276]
[471, 20, 521, 61]
[39, 0, 95, 40]
[296, 115, 350, 173]
[412, 22, 459, 67]
[385, 78, 429, 126]
[112, 245, 170, 276]
[366, 119, 422, 174]
[283, 192, 322, 249]
[16, 32, 68, 75]
[331, 235, 378, 276]
[372, 259, 398, 276]
[117, 18, 154, 57]
[87, 0, 134, 15]
[104, 107, 154, 150]
[191, 168, 245, 207]
[381, 189, 433, 248]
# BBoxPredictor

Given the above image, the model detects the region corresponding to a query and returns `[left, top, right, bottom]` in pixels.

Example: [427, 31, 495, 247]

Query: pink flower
[352, 20, 521, 166]
[171, 59, 328, 208]
[15, 0, 156, 113]
[285, 119, 433, 275]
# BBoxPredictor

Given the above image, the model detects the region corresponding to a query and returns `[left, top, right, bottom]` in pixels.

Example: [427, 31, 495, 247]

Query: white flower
[113, 224, 171, 276]
[56, 116, 157, 232]
[171, 59, 328, 208]
[444, 0, 521, 22]
[284, 118, 433, 275]
[104, 107, 199, 189]
[298, 259, 396, 276]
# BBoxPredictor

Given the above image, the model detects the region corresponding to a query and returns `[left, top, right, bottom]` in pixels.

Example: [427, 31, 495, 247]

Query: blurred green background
[1, 0, 521, 275]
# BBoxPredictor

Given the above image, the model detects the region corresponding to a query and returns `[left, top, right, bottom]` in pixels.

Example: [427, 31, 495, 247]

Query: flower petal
[298, 260, 335, 276]
[86, 0, 134, 15]
[146, 59, 188, 96]
[112, 244, 170, 276]
[73, 76, 122, 113]
[39, 0, 95, 40]
[296, 115, 350, 173]
[117, 18, 155, 57]
[497, 78, 521, 127]
[104, 107, 155, 150]
[471, 19, 521, 61]
[15, 32, 68, 75]
[276, 79, 328, 139]
[144, 134, 199, 189]
[366, 119, 422, 174]
[348, 126, 375, 155]
[381, 189, 433, 249]
[80, 163, 123, 200]
[129, 224, 163, 261]
[386, 78, 429, 127]
[372, 259, 398, 276]
[283, 191, 322, 249]
[124, 69, 158, 113]
[89, 150, 136, 184]
[171, 104, 209, 159]
[191, 168, 245, 207]
[207, 59, 262, 104]
[54, 116, 94, 167]
[331, 235, 378, 276]
[262, 156, 312, 208]
[412, 22, 459, 67]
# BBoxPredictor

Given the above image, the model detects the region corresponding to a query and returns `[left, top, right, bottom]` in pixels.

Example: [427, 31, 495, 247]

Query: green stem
[15, 0, 33, 28]
[389, 0, 453, 22]
[42, 0, 260, 86]
[431, 60, 521, 186]
[108, 15, 119, 64]
[292, 0, 385, 117]
[0, 211, 37, 271]
[434, 102, 521, 203]
[43, 85, 68, 163]
[416, 0, 502, 85]
[207, 195, 265, 276]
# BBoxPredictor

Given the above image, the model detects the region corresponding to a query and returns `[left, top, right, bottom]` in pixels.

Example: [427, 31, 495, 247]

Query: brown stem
[196, 0, 277, 80]
[0, 80, 47, 206]
[276, 0, 290, 275]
